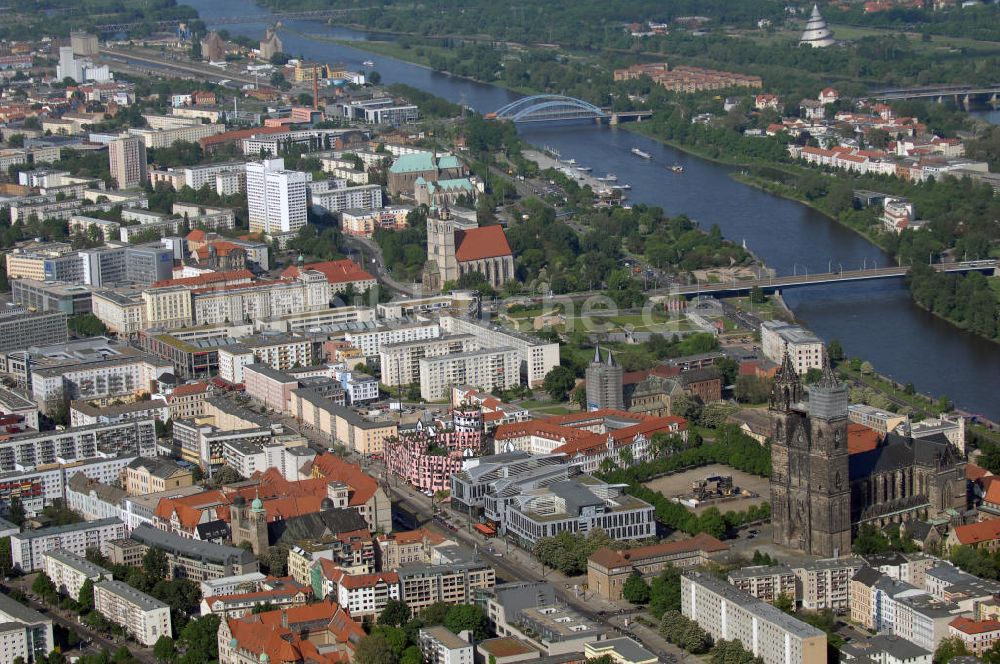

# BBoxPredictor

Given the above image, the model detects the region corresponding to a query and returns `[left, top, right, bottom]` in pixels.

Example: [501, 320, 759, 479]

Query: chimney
[281, 609, 288, 628]
[313, 65, 320, 112]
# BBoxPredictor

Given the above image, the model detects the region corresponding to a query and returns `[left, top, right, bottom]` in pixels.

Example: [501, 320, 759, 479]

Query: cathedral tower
[769, 351, 852, 557]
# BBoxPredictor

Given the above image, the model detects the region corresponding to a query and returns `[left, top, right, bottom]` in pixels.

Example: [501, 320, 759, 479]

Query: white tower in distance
[800, 4, 835, 48]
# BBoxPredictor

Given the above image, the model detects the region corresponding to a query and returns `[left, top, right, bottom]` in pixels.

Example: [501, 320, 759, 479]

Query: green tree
[8, 497, 25, 526]
[860, 361, 875, 375]
[935, 637, 970, 664]
[379, 599, 411, 627]
[153, 635, 176, 663]
[749, 286, 765, 304]
[143, 548, 169, 580]
[32, 572, 56, 598]
[542, 365, 576, 401]
[444, 604, 488, 640]
[827, 339, 844, 363]
[78, 578, 95, 613]
[0, 537, 12, 577]
[354, 634, 400, 664]
[774, 593, 794, 613]
[622, 572, 651, 604]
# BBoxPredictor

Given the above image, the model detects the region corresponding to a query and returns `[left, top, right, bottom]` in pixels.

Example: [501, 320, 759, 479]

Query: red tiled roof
[152, 269, 253, 288]
[227, 600, 361, 664]
[589, 533, 729, 569]
[200, 125, 288, 148]
[171, 381, 210, 397]
[281, 259, 375, 285]
[848, 423, 880, 455]
[196, 241, 244, 259]
[454, 225, 512, 262]
[186, 229, 208, 243]
[952, 518, 1000, 546]
[967, 463, 992, 482]
[950, 616, 1000, 635]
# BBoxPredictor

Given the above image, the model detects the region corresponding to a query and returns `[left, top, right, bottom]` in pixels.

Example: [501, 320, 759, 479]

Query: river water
[186, 0, 1000, 420]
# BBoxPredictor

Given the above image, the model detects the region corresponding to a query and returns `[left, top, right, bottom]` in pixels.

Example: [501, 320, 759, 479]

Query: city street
[3, 575, 153, 663]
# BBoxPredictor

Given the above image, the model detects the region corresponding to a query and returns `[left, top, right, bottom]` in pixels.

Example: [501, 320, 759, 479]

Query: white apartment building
[217, 335, 312, 385]
[346, 322, 441, 357]
[419, 347, 520, 401]
[191, 272, 329, 327]
[728, 565, 798, 604]
[94, 580, 172, 647]
[31, 355, 172, 413]
[42, 549, 112, 601]
[129, 123, 224, 149]
[420, 626, 473, 664]
[199, 573, 268, 599]
[11, 518, 125, 572]
[246, 158, 310, 235]
[440, 316, 560, 388]
[325, 570, 400, 619]
[793, 557, 864, 611]
[760, 320, 825, 374]
[0, 594, 54, 664]
[307, 180, 384, 214]
[340, 205, 412, 237]
[380, 334, 478, 387]
[0, 421, 155, 473]
[681, 572, 827, 664]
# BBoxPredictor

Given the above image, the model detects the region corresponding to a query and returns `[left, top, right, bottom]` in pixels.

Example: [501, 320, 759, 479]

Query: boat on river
[671, 164, 684, 173]
[597, 173, 618, 182]
[631, 147, 652, 159]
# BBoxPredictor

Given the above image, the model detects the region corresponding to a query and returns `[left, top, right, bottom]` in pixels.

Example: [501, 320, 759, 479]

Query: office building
[108, 136, 147, 189]
[126, 525, 259, 581]
[11, 279, 93, 316]
[11, 518, 125, 571]
[398, 560, 496, 613]
[682, 571, 827, 664]
[0, 309, 67, 355]
[589, 533, 730, 601]
[246, 158, 309, 235]
[761, 321, 824, 374]
[94, 580, 171, 647]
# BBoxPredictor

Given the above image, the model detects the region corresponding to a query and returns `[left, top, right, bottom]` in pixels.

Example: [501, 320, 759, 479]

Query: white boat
[670, 164, 684, 173]
[362, 60, 375, 67]
[597, 173, 618, 182]
[575, 165, 592, 172]
[565, 158, 577, 165]
[611, 183, 632, 190]
[631, 147, 652, 159]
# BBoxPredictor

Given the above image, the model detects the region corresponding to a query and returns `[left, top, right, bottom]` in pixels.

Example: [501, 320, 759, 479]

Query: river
[185, 0, 1000, 420]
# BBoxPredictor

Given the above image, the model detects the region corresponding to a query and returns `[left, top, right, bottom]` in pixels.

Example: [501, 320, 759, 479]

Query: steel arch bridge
[493, 95, 608, 123]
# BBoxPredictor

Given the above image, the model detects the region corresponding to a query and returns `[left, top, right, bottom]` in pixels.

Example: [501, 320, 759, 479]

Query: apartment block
[682, 571, 827, 664]
[42, 549, 112, 602]
[0, 593, 54, 664]
[793, 557, 864, 611]
[398, 561, 496, 613]
[246, 158, 309, 235]
[848, 404, 908, 436]
[345, 321, 440, 357]
[380, 334, 477, 387]
[419, 347, 520, 401]
[307, 180, 383, 213]
[94, 580, 171, 646]
[0, 420, 156, 473]
[440, 316, 560, 387]
[728, 565, 799, 604]
[420, 626, 473, 664]
[11, 518, 125, 571]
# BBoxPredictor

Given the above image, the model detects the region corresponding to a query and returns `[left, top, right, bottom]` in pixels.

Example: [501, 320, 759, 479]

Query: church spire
[593, 343, 602, 364]
[815, 347, 839, 389]
[606, 349, 616, 367]
[769, 350, 803, 412]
